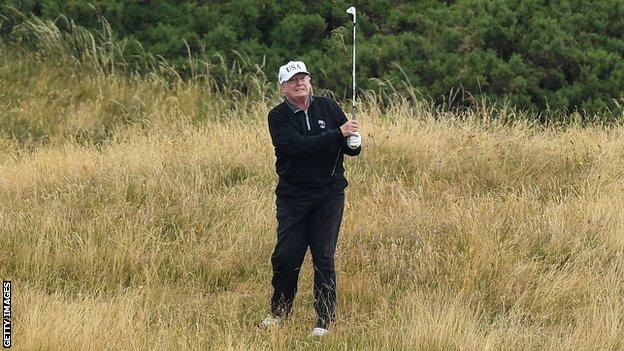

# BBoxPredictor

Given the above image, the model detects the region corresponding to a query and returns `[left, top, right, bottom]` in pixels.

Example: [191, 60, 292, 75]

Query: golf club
[345, 6, 361, 149]
[346, 6, 356, 121]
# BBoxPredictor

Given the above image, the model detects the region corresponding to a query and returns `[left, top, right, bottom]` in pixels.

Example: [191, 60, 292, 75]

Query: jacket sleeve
[268, 109, 343, 157]
[331, 101, 361, 157]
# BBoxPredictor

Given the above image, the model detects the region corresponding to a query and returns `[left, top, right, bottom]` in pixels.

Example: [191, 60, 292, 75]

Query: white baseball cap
[278, 60, 310, 84]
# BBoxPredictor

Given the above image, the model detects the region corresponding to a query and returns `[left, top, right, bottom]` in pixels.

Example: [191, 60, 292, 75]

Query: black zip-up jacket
[268, 95, 361, 195]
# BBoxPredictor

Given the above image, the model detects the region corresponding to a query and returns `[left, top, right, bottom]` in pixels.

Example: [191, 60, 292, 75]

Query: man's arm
[330, 101, 361, 156]
[268, 109, 343, 157]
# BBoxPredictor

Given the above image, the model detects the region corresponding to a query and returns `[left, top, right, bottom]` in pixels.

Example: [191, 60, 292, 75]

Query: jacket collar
[284, 95, 315, 113]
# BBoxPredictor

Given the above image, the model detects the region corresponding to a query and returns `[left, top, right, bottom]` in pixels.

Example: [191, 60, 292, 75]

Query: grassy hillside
[2, 39, 624, 350]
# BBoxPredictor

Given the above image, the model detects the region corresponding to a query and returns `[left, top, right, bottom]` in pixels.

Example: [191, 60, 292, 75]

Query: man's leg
[271, 195, 310, 318]
[308, 190, 344, 329]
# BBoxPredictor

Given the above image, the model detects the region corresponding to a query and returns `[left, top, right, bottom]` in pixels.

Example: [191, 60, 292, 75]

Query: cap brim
[280, 71, 310, 84]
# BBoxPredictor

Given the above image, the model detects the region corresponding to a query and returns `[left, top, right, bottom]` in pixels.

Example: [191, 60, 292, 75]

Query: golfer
[262, 60, 361, 336]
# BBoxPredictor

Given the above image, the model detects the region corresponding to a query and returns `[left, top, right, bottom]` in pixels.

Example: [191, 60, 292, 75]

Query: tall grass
[1, 15, 624, 351]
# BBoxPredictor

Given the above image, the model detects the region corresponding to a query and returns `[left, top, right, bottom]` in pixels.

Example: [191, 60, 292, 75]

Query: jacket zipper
[304, 109, 311, 130]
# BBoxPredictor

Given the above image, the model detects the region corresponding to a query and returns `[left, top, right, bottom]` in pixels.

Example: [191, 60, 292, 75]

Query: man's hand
[347, 132, 361, 149]
[340, 120, 359, 137]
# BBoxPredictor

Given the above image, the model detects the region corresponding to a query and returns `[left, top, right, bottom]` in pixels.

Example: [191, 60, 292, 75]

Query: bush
[4, 0, 624, 119]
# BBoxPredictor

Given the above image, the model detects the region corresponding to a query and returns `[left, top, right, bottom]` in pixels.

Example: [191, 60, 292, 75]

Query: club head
[346, 6, 356, 21]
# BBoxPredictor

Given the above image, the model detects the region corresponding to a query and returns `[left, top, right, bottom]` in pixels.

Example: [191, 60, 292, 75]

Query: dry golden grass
[2, 38, 624, 350]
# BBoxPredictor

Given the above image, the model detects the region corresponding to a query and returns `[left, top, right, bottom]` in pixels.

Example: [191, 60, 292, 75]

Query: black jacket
[268, 95, 361, 195]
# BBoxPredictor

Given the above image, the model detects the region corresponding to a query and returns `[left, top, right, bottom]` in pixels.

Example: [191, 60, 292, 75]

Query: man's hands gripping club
[340, 120, 362, 149]
[347, 132, 361, 149]
[340, 120, 358, 137]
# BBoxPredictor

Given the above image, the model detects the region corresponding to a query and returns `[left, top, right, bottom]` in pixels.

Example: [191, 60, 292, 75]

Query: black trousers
[270, 186, 344, 329]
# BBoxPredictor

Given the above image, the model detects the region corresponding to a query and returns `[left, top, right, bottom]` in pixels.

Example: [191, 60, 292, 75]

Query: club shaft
[351, 17, 356, 120]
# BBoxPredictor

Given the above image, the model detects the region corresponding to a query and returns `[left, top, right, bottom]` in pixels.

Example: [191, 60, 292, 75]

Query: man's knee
[272, 251, 305, 272]
[312, 260, 335, 274]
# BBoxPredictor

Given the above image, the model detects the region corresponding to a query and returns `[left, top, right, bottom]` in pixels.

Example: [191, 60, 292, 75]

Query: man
[263, 60, 361, 336]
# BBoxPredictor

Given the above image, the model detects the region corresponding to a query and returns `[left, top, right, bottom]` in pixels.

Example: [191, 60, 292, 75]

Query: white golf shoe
[260, 316, 280, 329]
[310, 327, 330, 337]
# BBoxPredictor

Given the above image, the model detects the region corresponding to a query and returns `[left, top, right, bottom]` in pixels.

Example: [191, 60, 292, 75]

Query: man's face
[281, 73, 311, 101]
